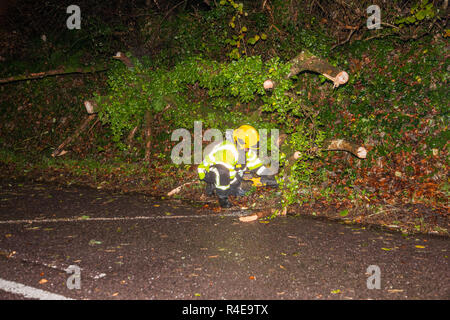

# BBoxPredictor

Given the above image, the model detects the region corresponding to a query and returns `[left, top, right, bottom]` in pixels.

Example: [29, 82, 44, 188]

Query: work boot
[234, 187, 247, 197]
[218, 196, 232, 208]
[205, 183, 215, 196]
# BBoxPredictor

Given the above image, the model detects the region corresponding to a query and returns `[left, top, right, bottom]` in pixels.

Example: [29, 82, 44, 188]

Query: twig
[0, 66, 107, 85]
[331, 25, 360, 50]
[167, 180, 198, 196]
[52, 114, 97, 157]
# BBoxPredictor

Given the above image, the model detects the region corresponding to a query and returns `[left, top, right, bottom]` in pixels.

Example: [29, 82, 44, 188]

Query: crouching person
[198, 125, 277, 208]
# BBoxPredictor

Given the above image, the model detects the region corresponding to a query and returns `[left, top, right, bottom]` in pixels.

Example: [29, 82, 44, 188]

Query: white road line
[0, 278, 73, 300]
[0, 211, 248, 225]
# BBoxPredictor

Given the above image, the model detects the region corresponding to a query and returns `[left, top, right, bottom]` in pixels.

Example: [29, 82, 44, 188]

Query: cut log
[84, 100, 103, 114]
[263, 50, 349, 89]
[239, 214, 258, 222]
[323, 138, 367, 159]
[113, 52, 134, 69]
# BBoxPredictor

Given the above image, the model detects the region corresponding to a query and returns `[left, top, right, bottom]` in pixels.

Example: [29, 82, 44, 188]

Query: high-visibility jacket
[198, 140, 266, 190]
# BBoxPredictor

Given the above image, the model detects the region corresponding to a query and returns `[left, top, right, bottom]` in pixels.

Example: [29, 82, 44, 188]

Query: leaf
[331, 289, 341, 294]
[89, 239, 102, 246]
[39, 279, 48, 284]
[260, 33, 267, 40]
[381, 247, 393, 251]
[415, 245, 426, 249]
[339, 209, 349, 217]
[406, 16, 416, 23]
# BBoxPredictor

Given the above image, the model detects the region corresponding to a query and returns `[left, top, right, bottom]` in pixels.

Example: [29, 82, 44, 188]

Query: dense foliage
[0, 0, 448, 232]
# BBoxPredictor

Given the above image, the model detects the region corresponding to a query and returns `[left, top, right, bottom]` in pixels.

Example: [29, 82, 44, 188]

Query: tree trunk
[277, 133, 367, 160]
[323, 138, 367, 159]
[263, 49, 349, 89]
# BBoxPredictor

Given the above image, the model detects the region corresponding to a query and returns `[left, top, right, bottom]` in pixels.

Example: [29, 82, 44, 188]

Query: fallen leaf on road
[89, 239, 102, 246]
[415, 245, 426, 249]
[331, 289, 341, 294]
[39, 279, 48, 284]
[112, 292, 119, 297]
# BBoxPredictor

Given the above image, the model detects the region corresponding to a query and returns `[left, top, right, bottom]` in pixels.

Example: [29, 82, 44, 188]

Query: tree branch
[0, 65, 107, 85]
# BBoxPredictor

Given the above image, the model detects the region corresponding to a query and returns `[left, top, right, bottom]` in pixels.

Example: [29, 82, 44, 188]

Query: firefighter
[198, 125, 277, 208]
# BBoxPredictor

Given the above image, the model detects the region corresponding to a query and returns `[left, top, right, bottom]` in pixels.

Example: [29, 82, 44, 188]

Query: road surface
[0, 180, 448, 301]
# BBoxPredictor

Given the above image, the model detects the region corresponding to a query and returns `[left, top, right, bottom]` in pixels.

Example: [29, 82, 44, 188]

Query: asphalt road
[0, 180, 448, 302]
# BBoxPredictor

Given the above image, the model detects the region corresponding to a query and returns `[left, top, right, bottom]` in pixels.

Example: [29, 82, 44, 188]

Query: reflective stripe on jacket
[198, 140, 265, 182]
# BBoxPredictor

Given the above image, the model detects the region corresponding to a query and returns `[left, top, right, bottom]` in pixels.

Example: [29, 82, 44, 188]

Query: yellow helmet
[233, 125, 259, 149]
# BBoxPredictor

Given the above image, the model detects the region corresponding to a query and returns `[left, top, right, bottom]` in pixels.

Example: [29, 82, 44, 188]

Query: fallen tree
[52, 51, 366, 175]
